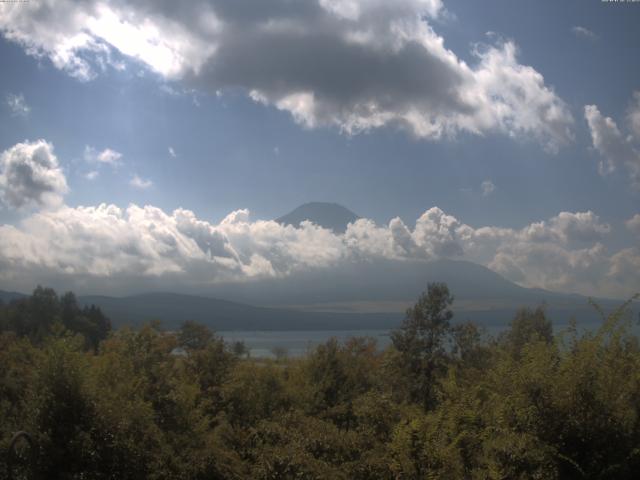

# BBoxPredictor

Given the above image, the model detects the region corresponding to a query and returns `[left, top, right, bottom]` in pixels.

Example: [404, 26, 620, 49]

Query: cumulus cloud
[545, 211, 611, 244]
[456, 210, 613, 290]
[585, 102, 640, 188]
[130, 174, 153, 189]
[5, 93, 30, 116]
[571, 26, 598, 41]
[470, 212, 622, 296]
[0, 204, 348, 286]
[0, 140, 68, 209]
[481, 180, 495, 196]
[84, 146, 123, 166]
[490, 242, 609, 295]
[168, 146, 177, 158]
[0, 0, 572, 150]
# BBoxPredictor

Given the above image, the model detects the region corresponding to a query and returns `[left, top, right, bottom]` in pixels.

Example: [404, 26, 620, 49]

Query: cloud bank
[0, 139, 635, 297]
[0, 0, 573, 150]
[0, 182, 635, 300]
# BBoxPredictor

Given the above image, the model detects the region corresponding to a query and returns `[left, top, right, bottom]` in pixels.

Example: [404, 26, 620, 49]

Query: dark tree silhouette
[391, 282, 454, 410]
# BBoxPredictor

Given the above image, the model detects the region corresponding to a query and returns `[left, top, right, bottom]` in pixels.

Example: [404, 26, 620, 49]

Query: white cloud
[0, 189, 635, 298]
[489, 242, 609, 295]
[130, 174, 153, 189]
[454, 210, 616, 295]
[0, 143, 624, 297]
[571, 26, 598, 41]
[411, 207, 465, 257]
[481, 179, 495, 196]
[0, 0, 573, 150]
[626, 214, 640, 236]
[5, 93, 30, 116]
[85, 170, 99, 180]
[84, 146, 123, 166]
[0, 0, 217, 80]
[546, 211, 611, 244]
[0, 140, 68, 209]
[168, 146, 177, 158]
[585, 103, 640, 188]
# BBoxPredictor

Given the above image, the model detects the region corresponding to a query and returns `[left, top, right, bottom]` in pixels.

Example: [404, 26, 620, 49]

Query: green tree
[60, 292, 111, 351]
[231, 340, 248, 358]
[271, 345, 289, 361]
[178, 320, 213, 351]
[500, 305, 553, 357]
[0, 288, 110, 350]
[390, 282, 454, 410]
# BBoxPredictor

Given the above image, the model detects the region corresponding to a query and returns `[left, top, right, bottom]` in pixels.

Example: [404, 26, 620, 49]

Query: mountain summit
[275, 202, 360, 233]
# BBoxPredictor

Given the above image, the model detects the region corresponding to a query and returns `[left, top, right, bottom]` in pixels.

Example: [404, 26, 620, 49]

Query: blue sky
[0, 0, 639, 298]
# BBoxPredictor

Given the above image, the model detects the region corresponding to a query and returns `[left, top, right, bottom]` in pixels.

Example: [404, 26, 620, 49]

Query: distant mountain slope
[209, 258, 548, 306]
[78, 288, 633, 333]
[208, 257, 635, 325]
[78, 292, 402, 331]
[2, 282, 634, 332]
[276, 202, 360, 233]
[0, 290, 26, 304]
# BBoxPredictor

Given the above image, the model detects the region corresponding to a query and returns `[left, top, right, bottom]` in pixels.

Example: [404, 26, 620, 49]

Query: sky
[0, 0, 639, 299]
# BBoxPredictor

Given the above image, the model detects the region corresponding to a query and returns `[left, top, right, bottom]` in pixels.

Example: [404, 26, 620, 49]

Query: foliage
[390, 282, 455, 409]
[1, 286, 639, 479]
[0, 287, 110, 350]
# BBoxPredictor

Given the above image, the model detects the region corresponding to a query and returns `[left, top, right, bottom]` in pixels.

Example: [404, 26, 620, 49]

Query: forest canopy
[1, 285, 639, 479]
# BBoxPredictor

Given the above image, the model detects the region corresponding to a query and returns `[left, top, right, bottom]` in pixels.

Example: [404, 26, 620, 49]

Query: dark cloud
[0, 0, 572, 148]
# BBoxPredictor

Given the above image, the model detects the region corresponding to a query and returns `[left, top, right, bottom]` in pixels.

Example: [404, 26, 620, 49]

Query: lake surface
[218, 329, 392, 358]
[219, 317, 637, 358]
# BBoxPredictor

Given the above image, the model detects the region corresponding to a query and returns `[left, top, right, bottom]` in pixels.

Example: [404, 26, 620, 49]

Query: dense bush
[1, 286, 639, 479]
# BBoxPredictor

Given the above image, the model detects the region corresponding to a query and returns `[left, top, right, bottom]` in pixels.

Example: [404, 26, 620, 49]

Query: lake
[218, 329, 392, 358]
[218, 319, 625, 358]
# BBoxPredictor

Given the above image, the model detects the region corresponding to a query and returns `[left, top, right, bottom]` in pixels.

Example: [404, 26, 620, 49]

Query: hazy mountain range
[1, 203, 636, 331]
